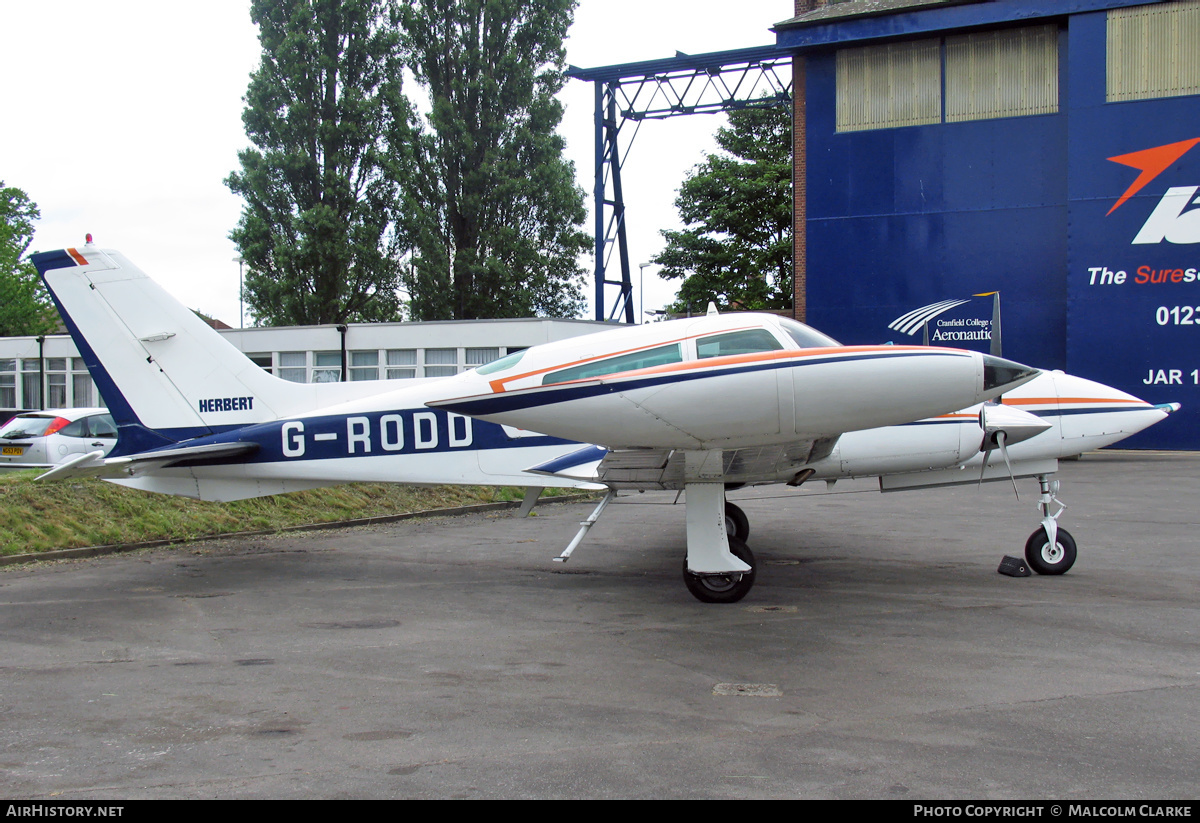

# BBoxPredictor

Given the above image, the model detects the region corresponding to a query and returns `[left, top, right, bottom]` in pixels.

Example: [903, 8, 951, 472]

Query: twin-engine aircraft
[33, 244, 1177, 602]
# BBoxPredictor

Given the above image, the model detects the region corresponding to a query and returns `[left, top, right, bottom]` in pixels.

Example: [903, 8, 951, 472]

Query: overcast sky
[1, 0, 792, 326]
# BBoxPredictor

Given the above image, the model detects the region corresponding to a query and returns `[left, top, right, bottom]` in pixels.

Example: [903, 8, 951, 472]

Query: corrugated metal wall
[804, 5, 1200, 449]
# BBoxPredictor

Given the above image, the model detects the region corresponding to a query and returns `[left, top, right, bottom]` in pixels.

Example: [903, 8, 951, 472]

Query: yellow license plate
[2, 446, 24, 456]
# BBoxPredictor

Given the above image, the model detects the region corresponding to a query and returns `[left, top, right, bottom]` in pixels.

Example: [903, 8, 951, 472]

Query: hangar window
[837, 25, 1060, 132]
[836, 38, 942, 132]
[543, 343, 682, 385]
[945, 25, 1059, 122]
[1108, 0, 1200, 102]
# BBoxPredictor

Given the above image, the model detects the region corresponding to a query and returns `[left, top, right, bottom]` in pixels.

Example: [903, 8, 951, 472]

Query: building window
[836, 38, 941, 132]
[279, 351, 307, 383]
[246, 353, 273, 374]
[349, 350, 379, 381]
[72, 374, 93, 407]
[836, 25, 1059, 132]
[312, 351, 342, 383]
[386, 349, 417, 379]
[424, 348, 458, 378]
[1108, 0, 1200, 102]
[0, 360, 14, 409]
[465, 347, 501, 367]
[70, 358, 96, 408]
[945, 25, 1058, 122]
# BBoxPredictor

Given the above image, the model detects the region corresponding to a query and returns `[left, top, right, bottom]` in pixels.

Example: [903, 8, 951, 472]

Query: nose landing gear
[1024, 475, 1076, 575]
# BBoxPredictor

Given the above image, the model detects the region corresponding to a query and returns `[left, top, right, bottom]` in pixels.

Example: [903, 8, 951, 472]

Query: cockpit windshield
[475, 349, 526, 375]
[777, 318, 841, 348]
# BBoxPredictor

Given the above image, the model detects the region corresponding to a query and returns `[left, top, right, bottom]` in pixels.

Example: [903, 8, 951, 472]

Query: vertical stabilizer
[34, 245, 309, 454]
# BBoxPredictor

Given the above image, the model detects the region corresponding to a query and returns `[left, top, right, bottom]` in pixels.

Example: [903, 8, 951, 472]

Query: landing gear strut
[681, 482, 756, 603]
[683, 535, 756, 603]
[1024, 475, 1076, 575]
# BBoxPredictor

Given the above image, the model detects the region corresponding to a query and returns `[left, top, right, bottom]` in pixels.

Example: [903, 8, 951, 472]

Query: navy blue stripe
[31, 250, 78, 273]
[440, 350, 967, 417]
[896, 405, 1153, 427]
[525, 444, 607, 474]
[1026, 405, 1153, 418]
[142, 410, 579, 467]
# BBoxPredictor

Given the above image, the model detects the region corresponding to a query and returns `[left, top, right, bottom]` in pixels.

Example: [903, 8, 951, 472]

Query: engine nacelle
[809, 416, 981, 479]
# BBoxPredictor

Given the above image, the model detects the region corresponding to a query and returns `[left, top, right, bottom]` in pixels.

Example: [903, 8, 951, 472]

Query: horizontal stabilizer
[38, 441, 260, 482]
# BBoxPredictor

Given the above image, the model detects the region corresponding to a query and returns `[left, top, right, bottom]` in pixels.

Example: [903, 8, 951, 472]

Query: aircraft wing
[524, 438, 838, 489]
[37, 442, 260, 482]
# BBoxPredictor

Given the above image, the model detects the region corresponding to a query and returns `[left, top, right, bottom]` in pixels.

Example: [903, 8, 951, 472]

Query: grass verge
[0, 471, 582, 557]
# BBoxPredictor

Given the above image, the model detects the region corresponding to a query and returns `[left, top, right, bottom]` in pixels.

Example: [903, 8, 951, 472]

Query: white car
[0, 408, 118, 470]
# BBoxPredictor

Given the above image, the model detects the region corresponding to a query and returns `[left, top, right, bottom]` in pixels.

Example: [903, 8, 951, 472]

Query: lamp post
[638, 262, 653, 325]
[233, 256, 244, 329]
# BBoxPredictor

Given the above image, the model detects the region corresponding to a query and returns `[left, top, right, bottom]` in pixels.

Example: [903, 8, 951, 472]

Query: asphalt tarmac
[1, 451, 1197, 799]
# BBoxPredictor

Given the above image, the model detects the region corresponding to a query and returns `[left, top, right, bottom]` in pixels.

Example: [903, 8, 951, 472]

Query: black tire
[1025, 527, 1077, 575]
[683, 536, 757, 604]
[724, 501, 750, 542]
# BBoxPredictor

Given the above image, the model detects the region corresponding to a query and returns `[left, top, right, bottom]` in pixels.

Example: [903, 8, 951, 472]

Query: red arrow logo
[1107, 137, 1200, 215]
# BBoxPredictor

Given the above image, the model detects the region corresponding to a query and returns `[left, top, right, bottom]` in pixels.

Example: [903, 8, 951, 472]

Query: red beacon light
[85, 233, 93, 244]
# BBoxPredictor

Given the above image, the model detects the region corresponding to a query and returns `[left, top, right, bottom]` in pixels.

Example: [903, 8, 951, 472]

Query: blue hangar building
[776, 0, 1200, 449]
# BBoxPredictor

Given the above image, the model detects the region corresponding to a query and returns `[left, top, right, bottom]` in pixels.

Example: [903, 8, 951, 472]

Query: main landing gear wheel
[683, 536, 757, 604]
[724, 502, 750, 542]
[1024, 527, 1077, 575]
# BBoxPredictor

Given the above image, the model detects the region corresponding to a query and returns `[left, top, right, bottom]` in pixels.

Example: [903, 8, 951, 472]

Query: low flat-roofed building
[0, 317, 615, 418]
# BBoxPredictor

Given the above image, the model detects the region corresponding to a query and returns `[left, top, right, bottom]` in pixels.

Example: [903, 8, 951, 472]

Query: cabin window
[543, 343, 683, 385]
[778, 318, 841, 348]
[476, 350, 526, 375]
[696, 329, 784, 359]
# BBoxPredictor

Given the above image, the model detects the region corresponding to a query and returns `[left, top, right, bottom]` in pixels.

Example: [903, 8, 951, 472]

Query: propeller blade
[997, 430, 1020, 499]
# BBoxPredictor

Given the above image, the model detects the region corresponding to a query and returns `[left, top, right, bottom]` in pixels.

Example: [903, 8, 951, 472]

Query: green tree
[0, 183, 58, 337]
[399, 0, 589, 320]
[227, 0, 414, 326]
[654, 105, 793, 314]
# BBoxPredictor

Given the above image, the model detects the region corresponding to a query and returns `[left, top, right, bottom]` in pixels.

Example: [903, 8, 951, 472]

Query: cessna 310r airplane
[32, 243, 1178, 603]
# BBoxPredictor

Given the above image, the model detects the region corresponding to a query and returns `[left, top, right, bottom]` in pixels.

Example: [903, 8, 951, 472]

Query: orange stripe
[488, 323, 766, 392]
[531, 345, 948, 389]
[66, 247, 88, 266]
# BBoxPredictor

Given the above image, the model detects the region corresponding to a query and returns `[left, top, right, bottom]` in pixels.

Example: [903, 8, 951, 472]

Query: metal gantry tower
[567, 45, 793, 323]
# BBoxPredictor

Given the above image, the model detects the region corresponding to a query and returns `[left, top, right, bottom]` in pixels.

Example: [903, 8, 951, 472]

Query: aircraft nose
[982, 355, 1040, 394]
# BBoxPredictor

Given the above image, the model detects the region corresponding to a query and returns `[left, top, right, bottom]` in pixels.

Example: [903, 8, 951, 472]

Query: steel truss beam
[568, 45, 793, 322]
